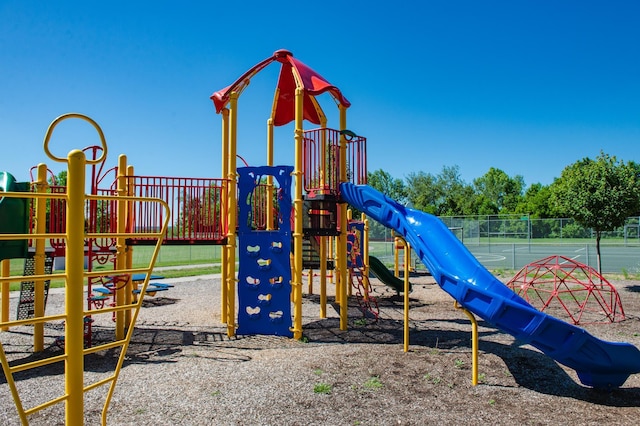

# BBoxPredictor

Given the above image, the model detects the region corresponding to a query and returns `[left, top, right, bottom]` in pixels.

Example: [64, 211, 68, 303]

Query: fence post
[585, 244, 590, 268]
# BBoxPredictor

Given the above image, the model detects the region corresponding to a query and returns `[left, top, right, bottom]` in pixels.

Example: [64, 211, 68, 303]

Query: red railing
[48, 184, 67, 257]
[91, 165, 118, 252]
[43, 174, 229, 247]
[346, 132, 367, 186]
[125, 176, 228, 245]
[303, 128, 367, 196]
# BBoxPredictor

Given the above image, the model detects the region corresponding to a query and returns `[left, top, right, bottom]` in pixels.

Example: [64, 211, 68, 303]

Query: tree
[406, 165, 504, 216]
[367, 169, 407, 205]
[50, 170, 67, 186]
[405, 171, 438, 214]
[550, 152, 640, 273]
[515, 183, 556, 218]
[473, 167, 525, 214]
[434, 165, 473, 216]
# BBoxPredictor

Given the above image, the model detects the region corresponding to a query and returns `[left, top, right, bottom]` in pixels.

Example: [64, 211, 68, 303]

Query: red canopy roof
[211, 50, 350, 126]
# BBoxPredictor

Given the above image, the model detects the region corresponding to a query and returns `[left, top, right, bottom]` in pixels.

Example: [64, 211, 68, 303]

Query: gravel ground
[1, 272, 640, 425]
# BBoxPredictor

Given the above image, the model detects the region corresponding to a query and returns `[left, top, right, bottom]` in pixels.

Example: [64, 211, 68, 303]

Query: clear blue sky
[2, 1, 638, 189]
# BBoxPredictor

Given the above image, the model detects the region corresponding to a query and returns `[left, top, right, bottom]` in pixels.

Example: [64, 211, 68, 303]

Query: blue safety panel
[237, 166, 293, 337]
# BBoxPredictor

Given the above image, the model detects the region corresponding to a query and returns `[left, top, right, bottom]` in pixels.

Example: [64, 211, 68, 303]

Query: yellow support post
[125, 164, 135, 326]
[292, 87, 304, 340]
[403, 239, 411, 353]
[266, 118, 274, 230]
[115, 154, 128, 340]
[220, 108, 229, 323]
[33, 163, 48, 352]
[1, 259, 9, 331]
[226, 94, 239, 337]
[334, 238, 341, 304]
[65, 148, 88, 426]
[328, 236, 335, 285]
[319, 236, 327, 318]
[346, 209, 353, 298]
[363, 214, 370, 297]
[42, 112, 109, 425]
[454, 301, 479, 386]
[394, 236, 401, 278]
[338, 104, 348, 330]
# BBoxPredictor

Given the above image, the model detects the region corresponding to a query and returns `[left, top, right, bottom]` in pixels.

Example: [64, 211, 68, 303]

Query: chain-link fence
[368, 215, 640, 274]
[438, 215, 640, 246]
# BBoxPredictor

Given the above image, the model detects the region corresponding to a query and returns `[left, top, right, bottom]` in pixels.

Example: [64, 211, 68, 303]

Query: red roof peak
[211, 50, 350, 125]
[273, 49, 293, 62]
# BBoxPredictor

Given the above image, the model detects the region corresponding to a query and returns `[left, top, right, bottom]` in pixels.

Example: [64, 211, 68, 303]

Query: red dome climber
[507, 255, 625, 325]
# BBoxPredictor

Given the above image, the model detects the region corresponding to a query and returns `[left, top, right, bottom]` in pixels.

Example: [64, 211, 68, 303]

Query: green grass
[423, 373, 441, 385]
[313, 383, 332, 394]
[132, 245, 223, 267]
[363, 376, 383, 390]
[155, 265, 220, 278]
[1, 244, 223, 292]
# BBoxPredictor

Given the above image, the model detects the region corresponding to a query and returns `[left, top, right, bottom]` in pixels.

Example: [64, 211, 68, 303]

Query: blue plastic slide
[340, 182, 640, 389]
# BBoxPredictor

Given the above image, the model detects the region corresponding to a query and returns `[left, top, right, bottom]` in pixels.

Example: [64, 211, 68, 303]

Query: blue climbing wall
[237, 166, 293, 337]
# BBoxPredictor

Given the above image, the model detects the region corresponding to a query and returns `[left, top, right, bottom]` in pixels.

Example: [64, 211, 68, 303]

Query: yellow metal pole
[1, 259, 9, 330]
[226, 94, 239, 337]
[403, 240, 411, 353]
[328, 236, 335, 285]
[346, 209, 353, 298]
[65, 148, 87, 425]
[319, 119, 327, 192]
[319, 236, 327, 318]
[33, 163, 48, 352]
[266, 118, 274, 230]
[125, 164, 134, 326]
[317, 120, 328, 316]
[115, 154, 128, 340]
[292, 87, 304, 340]
[220, 108, 229, 323]
[338, 104, 348, 330]
[42, 112, 108, 425]
[455, 301, 479, 385]
[394, 236, 401, 278]
[363, 214, 370, 293]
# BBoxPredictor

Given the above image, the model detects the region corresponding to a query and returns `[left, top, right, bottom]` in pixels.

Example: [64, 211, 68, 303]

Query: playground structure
[0, 50, 392, 424]
[1, 48, 640, 425]
[210, 49, 376, 339]
[506, 255, 626, 325]
[0, 114, 174, 425]
[7, 144, 228, 347]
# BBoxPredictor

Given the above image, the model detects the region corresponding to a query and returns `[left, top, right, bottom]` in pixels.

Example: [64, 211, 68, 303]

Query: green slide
[368, 255, 412, 294]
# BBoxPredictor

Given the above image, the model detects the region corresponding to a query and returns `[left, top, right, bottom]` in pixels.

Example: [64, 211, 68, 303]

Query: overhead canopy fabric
[211, 49, 350, 126]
